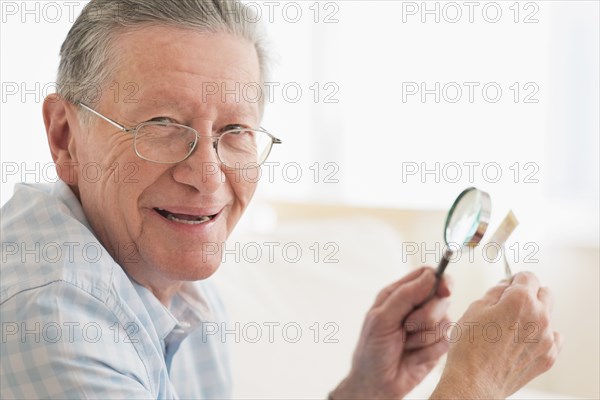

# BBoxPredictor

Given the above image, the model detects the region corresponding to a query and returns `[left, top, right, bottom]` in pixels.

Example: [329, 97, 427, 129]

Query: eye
[221, 124, 247, 133]
[147, 116, 176, 124]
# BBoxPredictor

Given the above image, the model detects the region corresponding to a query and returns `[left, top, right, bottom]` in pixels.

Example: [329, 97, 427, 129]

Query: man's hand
[431, 271, 563, 399]
[331, 267, 452, 399]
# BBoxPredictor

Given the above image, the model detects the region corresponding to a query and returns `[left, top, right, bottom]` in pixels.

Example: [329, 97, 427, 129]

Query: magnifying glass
[420, 187, 491, 305]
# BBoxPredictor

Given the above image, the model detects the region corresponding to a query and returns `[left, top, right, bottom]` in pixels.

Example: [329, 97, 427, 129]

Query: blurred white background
[1, 0, 598, 398]
[3, 0, 597, 244]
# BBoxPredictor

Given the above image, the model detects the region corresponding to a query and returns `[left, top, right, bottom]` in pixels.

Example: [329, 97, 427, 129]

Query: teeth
[166, 214, 212, 225]
[155, 207, 216, 224]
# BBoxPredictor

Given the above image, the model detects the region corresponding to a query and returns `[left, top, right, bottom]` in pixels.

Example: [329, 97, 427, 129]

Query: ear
[43, 94, 81, 188]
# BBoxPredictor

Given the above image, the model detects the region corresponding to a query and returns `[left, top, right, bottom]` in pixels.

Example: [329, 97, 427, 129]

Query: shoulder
[1, 182, 116, 305]
[0, 182, 178, 398]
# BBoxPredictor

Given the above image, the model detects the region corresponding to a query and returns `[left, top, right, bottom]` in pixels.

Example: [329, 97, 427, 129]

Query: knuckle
[420, 317, 439, 332]
[419, 265, 435, 274]
[378, 285, 393, 299]
[537, 313, 551, 330]
[518, 271, 535, 279]
[505, 287, 536, 310]
[366, 307, 385, 325]
[509, 285, 529, 298]
[374, 290, 389, 305]
[532, 330, 554, 354]
[541, 285, 555, 298]
[468, 299, 484, 310]
[517, 271, 538, 283]
[542, 350, 558, 371]
[541, 331, 555, 350]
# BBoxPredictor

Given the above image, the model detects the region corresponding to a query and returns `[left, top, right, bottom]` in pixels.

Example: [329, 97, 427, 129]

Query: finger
[537, 286, 554, 314]
[554, 330, 564, 354]
[405, 297, 450, 332]
[436, 274, 453, 298]
[382, 268, 437, 316]
[373, 268, 436, 331]
[404, 317, 451, 350]
[404, 332, 435, 350]
[481, 280, 511, 305]
[372, 267, 429, 307]
[404, 337, 450, 366]
[511, 271, 541, 295]
[541, 331, 563, 373]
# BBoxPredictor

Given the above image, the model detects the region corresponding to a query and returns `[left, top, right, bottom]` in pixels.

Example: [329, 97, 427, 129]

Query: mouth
[154, 207, 219, 225]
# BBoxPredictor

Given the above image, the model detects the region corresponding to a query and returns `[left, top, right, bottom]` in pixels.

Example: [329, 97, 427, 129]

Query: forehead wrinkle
[132, 94, 257, 119]
[134, 77, 258, 107]
[115, 32, 260, 87]
[109, 37, 260, 124]
[107, 28, 261, 122]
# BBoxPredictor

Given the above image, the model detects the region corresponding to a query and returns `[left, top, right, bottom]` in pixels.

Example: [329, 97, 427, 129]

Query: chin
[188, 263, 221, 281]
[163, 256, 222, 282]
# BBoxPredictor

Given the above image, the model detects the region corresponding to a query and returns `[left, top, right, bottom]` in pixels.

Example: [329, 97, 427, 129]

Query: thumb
[375, 269, 437, 332]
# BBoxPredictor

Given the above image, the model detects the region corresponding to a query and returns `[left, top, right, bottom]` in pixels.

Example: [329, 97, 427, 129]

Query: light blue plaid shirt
[1, 181, 232, 399]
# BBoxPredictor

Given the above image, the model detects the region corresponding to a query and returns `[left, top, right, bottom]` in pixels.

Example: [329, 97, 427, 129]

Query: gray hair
[57, 0, 270, 121]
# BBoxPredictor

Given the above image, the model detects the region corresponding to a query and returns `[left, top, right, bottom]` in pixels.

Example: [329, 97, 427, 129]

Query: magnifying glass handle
[435, 248, 454, 279]
[416, 248, 453, 308]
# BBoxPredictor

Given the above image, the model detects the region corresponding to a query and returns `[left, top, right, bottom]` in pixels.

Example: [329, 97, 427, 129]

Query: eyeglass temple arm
[260, 128, 282, 144]
[78, 103, 128, 131]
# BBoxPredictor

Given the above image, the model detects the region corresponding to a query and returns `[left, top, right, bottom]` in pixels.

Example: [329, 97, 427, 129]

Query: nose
[171, 128, 225, 194]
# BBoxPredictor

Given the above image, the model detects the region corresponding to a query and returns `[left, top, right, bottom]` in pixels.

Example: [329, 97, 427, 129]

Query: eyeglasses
[78, 103, 282, 169]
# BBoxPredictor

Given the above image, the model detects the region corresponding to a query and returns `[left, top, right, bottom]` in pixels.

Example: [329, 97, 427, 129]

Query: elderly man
[1, 0, 561, 399]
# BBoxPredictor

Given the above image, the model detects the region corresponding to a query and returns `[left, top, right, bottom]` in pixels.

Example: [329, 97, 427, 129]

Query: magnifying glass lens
[445, 190, 485, 245]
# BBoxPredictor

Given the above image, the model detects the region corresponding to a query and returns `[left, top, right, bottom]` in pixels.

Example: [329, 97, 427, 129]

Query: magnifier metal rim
[443, 187, 492, 247]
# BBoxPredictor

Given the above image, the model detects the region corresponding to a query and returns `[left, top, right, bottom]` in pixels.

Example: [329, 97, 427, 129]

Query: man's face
[70, 27, 261, 295]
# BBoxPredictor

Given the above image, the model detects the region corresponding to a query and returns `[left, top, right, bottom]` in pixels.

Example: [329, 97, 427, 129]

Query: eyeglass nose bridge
[184, 130, 222, 164]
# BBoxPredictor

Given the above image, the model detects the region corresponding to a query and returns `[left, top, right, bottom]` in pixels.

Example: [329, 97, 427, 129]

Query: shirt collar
[49, 180, 94, 232]
[132, 280, 215, 371]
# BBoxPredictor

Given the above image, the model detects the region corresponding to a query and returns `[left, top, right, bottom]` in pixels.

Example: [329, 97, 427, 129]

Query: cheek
[111, 162, 164, 218]
[222, 170, 258, 233]
[228, 169, 259, 207]
[73, 131, 135, 185]
[80, 159, 161, 239]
